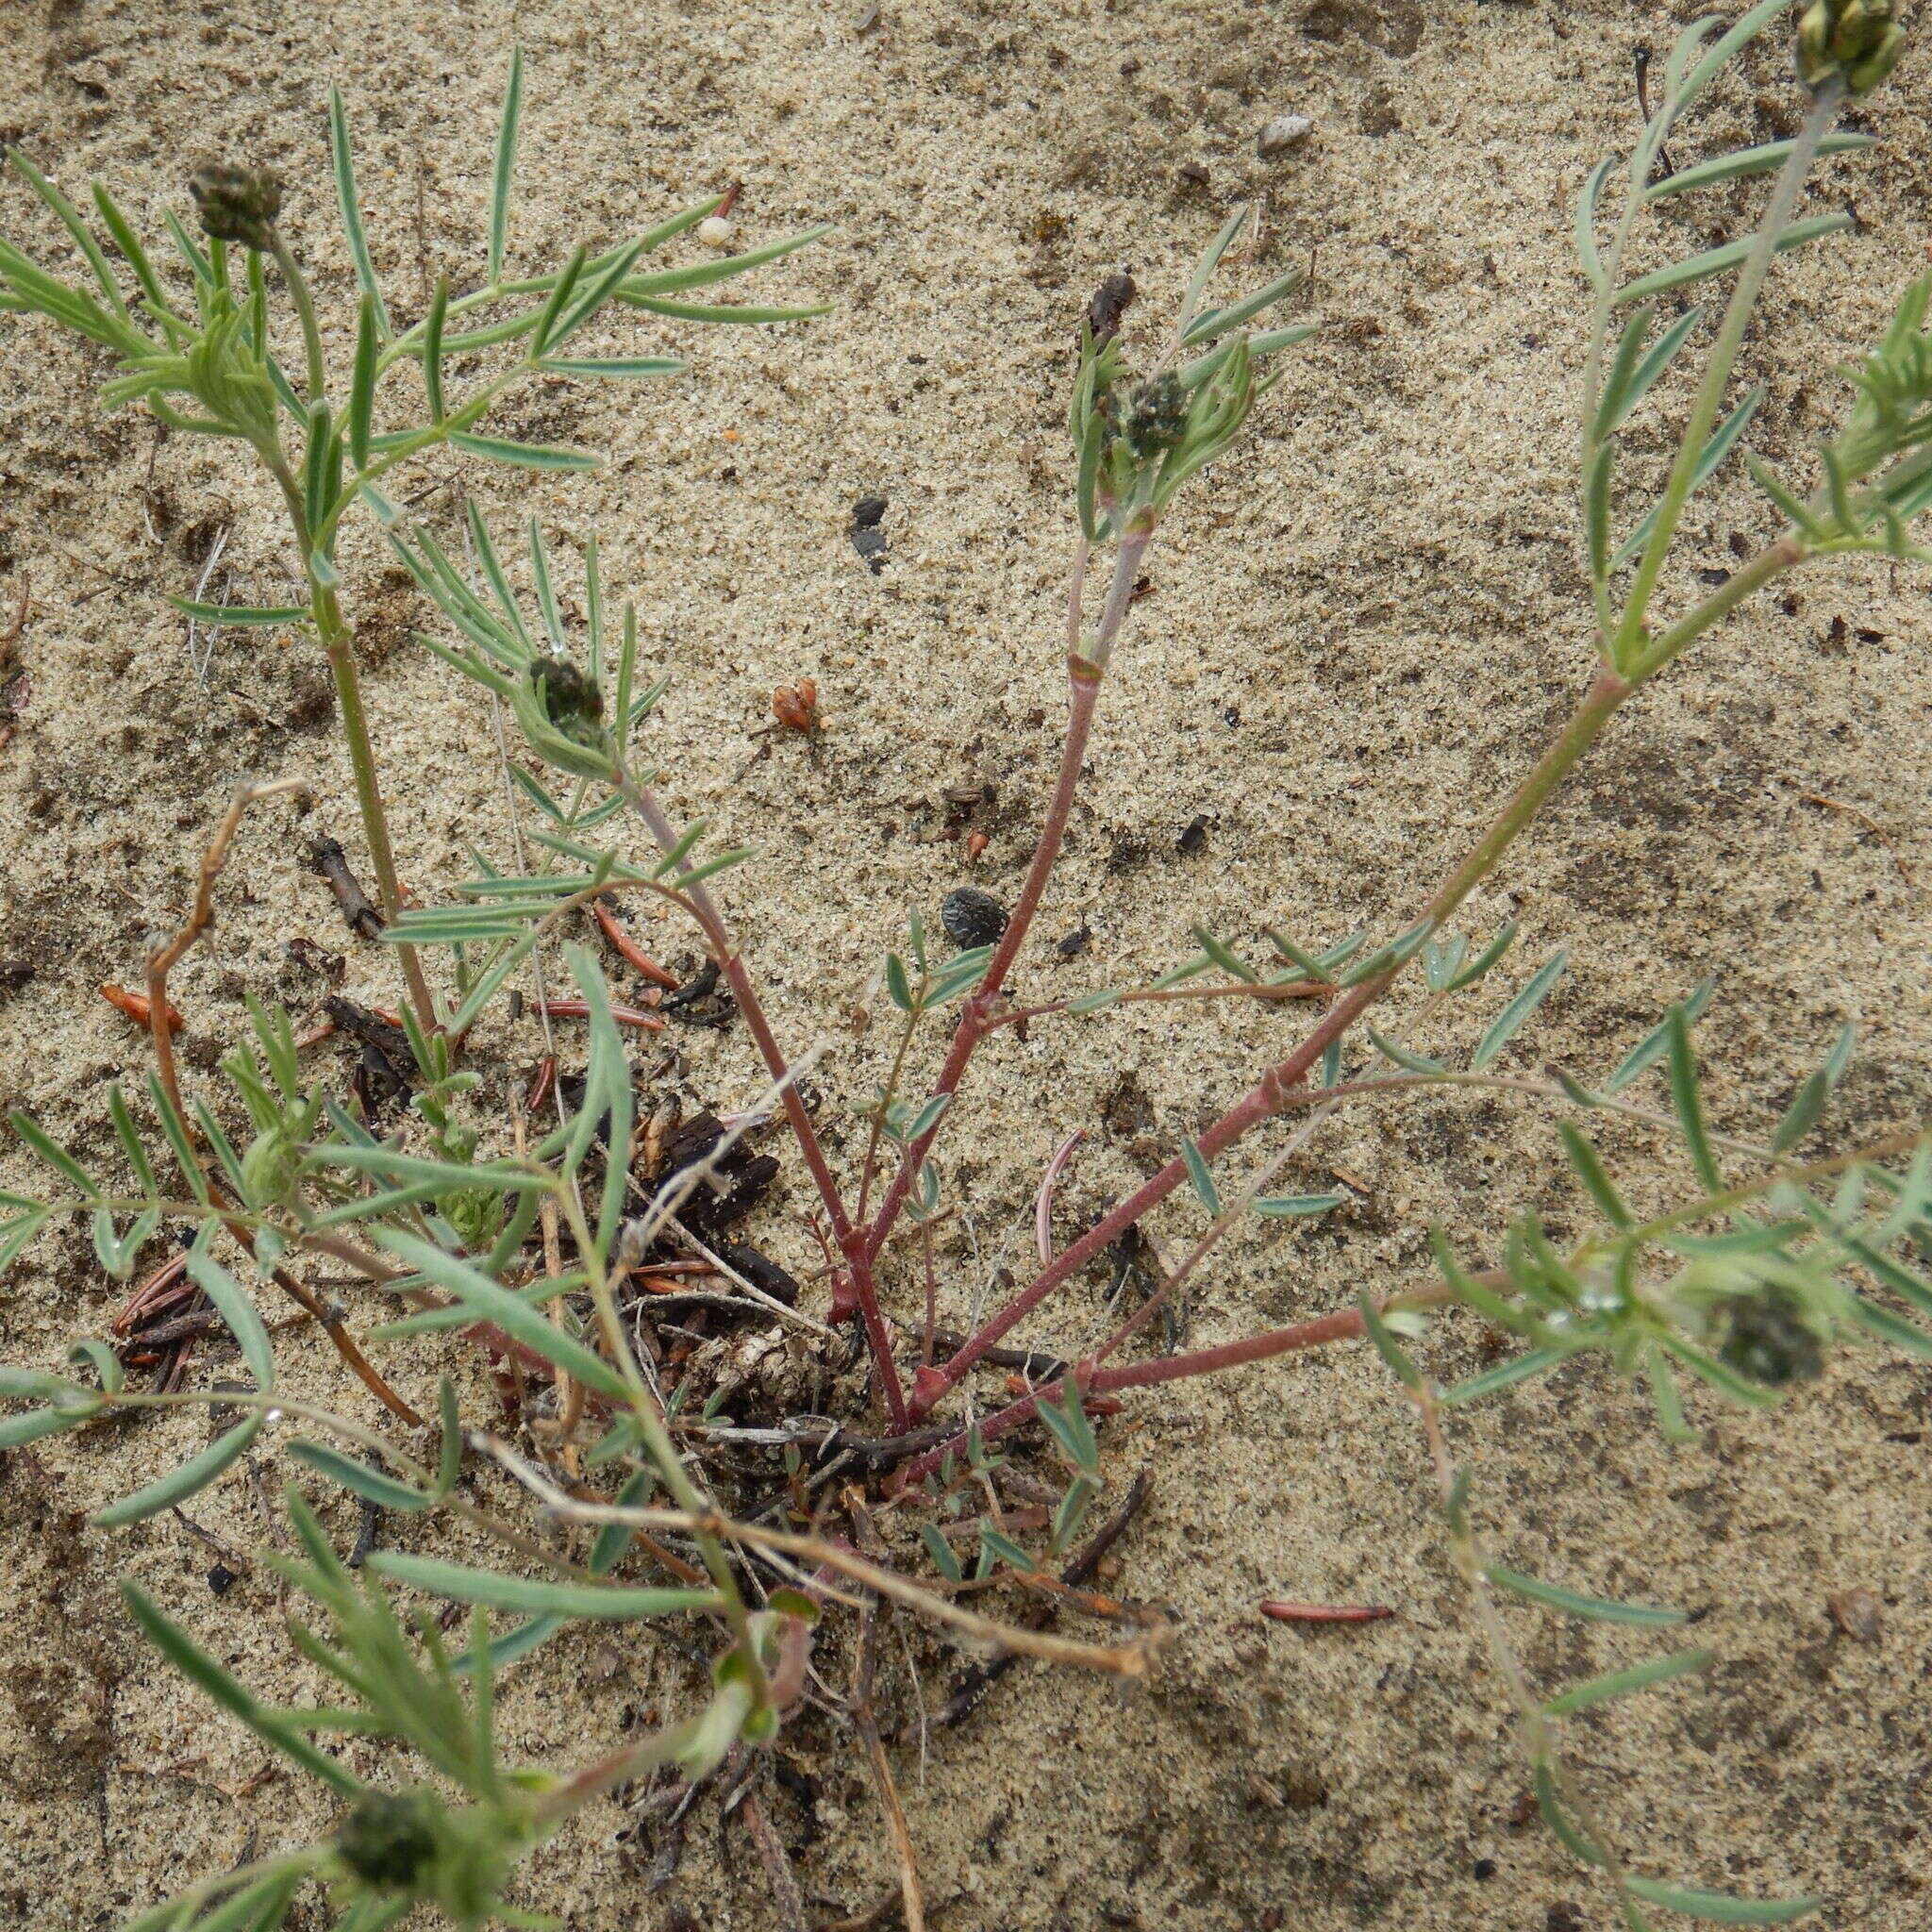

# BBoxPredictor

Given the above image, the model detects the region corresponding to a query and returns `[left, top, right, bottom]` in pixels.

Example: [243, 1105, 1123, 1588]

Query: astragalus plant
[2, 5, 1930, 1928]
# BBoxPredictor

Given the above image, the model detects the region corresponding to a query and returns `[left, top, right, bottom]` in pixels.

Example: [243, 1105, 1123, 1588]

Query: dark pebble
[207, 1563, 237, 1595]
[941, 886, 1008, 950]
[1177, 814, 1208, 853]
[852, 496, 888, 528]
[1473, 1858, 1497, 1881]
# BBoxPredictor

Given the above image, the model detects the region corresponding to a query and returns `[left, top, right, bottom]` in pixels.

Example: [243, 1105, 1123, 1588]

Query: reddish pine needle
[1259, 1600, 1395, 1624]
[534, 996, 665, 1031]
[591, 901, 681, 989]
[101, 982, 185, 1031]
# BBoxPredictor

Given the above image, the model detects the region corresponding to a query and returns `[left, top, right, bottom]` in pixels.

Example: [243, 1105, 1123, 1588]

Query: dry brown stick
[854, 1608, 925, 1932]
[737, 1770, 808, 1932]
[143, 781, 425, 1428]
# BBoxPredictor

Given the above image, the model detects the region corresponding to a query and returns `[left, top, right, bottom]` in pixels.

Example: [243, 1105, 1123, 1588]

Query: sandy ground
[3, 1, 1931, 1927]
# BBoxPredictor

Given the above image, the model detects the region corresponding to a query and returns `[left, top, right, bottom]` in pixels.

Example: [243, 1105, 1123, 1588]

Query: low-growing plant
[2, 4, 1929, 1927]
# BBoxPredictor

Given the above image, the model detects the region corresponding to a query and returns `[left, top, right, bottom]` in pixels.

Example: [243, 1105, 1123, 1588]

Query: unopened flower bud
[336, 1791, 440, 1891]
[1716, 1284, 1824, 1388]
[188, 162, 284, 251]
[1116, 372, 1189, 460]
[1797, 0, 1905, 93]
[528, 656, 604, 738]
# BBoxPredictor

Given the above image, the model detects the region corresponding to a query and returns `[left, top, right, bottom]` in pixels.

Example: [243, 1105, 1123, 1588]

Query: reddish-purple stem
[861, 533, 1145, 1266]
[893, 1286, 1457, 1488]
[623, 771, 908, 1428]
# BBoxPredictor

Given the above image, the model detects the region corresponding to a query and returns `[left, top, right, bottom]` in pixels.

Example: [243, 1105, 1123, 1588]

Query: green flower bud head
[188, 162, 284, 251]
[240, 1125, 301, 1207]
[513, 653, 616, 780]
[1798, 0, 1905, 93]
[1116, 372, 1190, 460]
[335, 1792, 440, 1891]
[1715, 1283, 1825, 1389]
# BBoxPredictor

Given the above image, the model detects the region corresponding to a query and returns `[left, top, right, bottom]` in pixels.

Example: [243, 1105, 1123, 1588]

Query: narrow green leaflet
[448, 431, 600, 471]
[1612, 389, 1762, 570]
[1557, 1123, 1634, 1229]
[921, 1524, 964, 1584]
[538, 355, 686, 379]
[1181, 1138, 1221, 1215]
[1621, 1877, 1816, 1924]
[1574, 155, 1615, 291]
[1665, 1008, 1721, 1191]
[1486, 1564, 1687, 1627]
[169, 599, 309, 625]
[1606, 978, 1716, 1092]
[1472, 950, 1567, 1071]
[370, 1225, 632, 1401]
[120, 1582, 364, 1799]
[1543, 1648, 1713, 1715]
[287, 1441, 436, 1511]
[93, 1414, 265, 1526]
[366, 1552, 718, 1621]
[489, 47, 524, 286]
[1645, 132, 1875, 201]
[1771, 1019, 1855, 1153]
[186, 1241, 277, 1390]
[1253, 1192, 1346, 1218]
[1614, 214, 1852, 306]
[1440, 1346, 1569, 1407]
[1605, 304, 1706, 435]
[1367, 1026, 1444, 1074]
[327, 84, 391, 337]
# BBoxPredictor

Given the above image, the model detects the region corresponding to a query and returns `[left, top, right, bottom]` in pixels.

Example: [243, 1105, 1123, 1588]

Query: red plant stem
[862, 531, 1143, 1264]
[984, 977, 1335, 1034]
[618, 770, 908, 1429]
[908, 667, 1638, 1420]
[894, 1286, 1457, 1488]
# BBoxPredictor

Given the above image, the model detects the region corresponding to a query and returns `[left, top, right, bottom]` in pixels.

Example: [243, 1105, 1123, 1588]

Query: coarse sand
[2, 4, 1930, 1928]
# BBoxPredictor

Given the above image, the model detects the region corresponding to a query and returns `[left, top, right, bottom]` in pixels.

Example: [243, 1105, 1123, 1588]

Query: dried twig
[855, 1609, 925, 1932]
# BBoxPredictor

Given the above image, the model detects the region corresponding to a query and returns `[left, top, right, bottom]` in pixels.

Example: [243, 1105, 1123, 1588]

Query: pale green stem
[1612, 78, 1843, 664]
[267, 230, 325, 408]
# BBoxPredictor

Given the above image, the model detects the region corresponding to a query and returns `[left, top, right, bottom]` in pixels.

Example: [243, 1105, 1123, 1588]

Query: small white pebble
[1257, 113, 1314, 159]
[697, 215, 734, 249]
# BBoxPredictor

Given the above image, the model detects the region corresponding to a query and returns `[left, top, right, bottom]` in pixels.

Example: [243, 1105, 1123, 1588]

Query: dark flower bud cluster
[335, 1791, 441, 1891]
[1115, 372, 1190, 460]
[1716, 1284, 1825, 1389]
[528, 656, 605, 742]
[187, 162, 284, 251]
